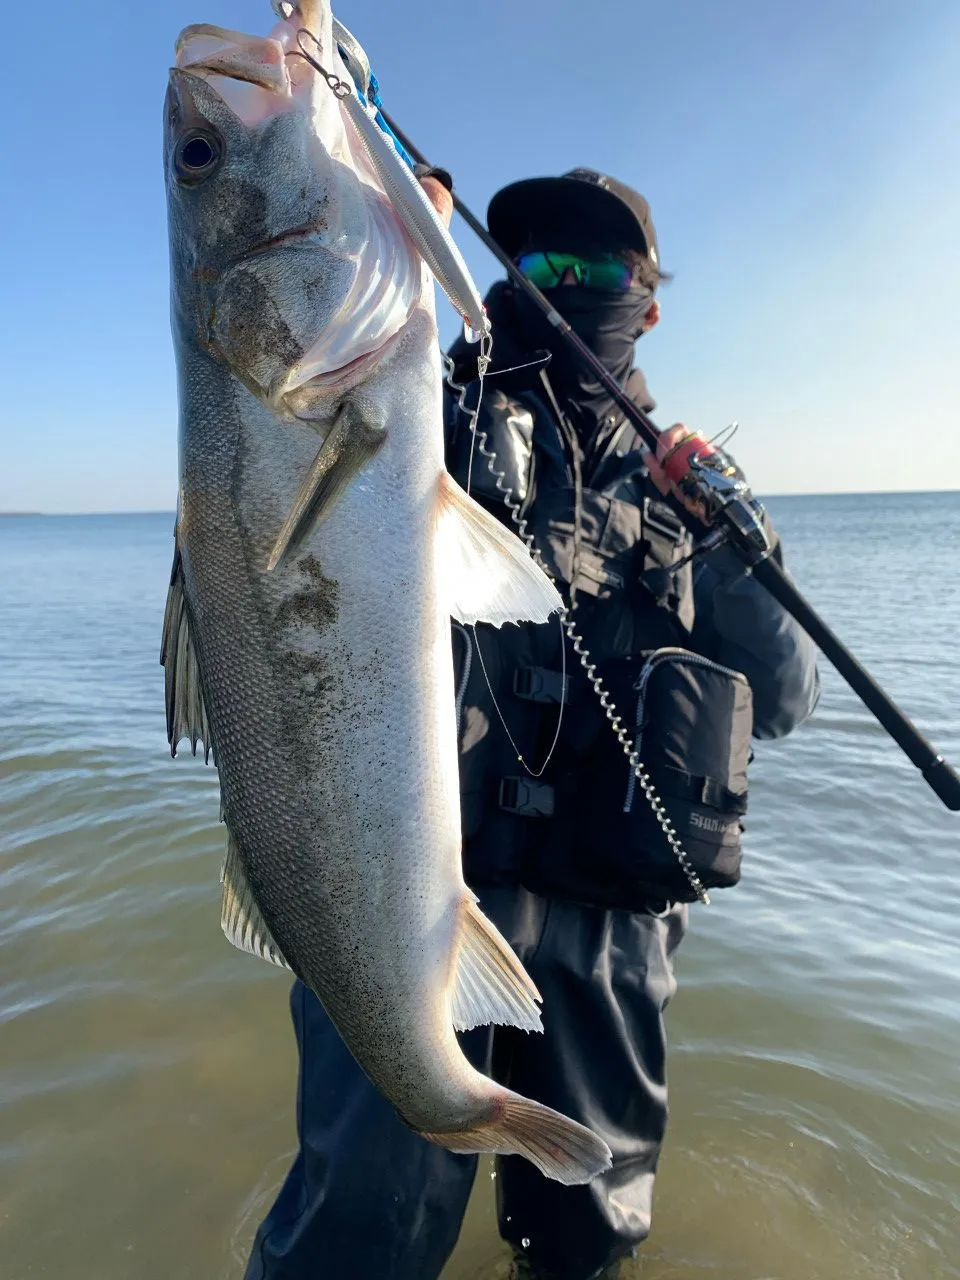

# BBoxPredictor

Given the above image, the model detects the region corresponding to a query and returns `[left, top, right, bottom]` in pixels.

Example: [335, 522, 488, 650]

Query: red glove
[645, 424, 719, 522]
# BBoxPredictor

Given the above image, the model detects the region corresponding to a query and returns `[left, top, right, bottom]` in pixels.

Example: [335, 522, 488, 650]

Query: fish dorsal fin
[436, 471, 563, 627]
[220, 831, 291, 971]
[451, 897, 542, 1033]
[160, 545, 213, 762]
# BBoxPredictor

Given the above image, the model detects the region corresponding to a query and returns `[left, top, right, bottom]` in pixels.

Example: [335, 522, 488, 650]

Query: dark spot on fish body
[353, 646, 386, 685]
[280, 650, 328, 681]
[218, 268, 303, 373]
[273, 556, 341, 635]
[277, 650, 348, 710]
[214, 176, 269, 261]
[303, 276, 328, 308]
[274, 588, 340, 635]
[298, 555, 326, 583]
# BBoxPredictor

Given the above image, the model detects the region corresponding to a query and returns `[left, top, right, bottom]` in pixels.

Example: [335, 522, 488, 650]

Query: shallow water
[1, 494, 958, 1279]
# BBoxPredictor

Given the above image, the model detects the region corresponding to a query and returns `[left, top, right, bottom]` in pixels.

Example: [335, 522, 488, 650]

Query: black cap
[487, 168, 663, 288]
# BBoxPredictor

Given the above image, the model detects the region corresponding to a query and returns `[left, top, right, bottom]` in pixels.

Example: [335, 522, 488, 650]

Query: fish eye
[174, 130, 223, 184]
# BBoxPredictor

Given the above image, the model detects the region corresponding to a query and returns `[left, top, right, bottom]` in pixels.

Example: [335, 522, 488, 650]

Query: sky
[1, 0, 958, 512]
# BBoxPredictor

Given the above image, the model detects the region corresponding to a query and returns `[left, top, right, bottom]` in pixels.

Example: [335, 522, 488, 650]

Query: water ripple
[1, 501, 959, 1280]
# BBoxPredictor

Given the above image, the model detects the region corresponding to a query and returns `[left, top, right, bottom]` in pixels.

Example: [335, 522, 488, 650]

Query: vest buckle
[499, 776, 556, 817]
[513, 666, 569, 705]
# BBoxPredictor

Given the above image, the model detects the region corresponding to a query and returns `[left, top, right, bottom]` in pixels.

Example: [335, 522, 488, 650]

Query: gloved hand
[644, 424, 742, 525]
[414, 163, 454, 228]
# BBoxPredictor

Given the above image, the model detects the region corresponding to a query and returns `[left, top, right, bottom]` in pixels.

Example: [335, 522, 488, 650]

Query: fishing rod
[381, 110, 960, 814]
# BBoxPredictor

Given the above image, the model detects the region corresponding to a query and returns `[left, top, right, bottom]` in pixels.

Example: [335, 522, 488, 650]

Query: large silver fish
[161, 0, 612, 1184]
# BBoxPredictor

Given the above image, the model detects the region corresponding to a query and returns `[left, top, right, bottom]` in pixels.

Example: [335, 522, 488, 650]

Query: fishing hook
[290, 29, 352, 100]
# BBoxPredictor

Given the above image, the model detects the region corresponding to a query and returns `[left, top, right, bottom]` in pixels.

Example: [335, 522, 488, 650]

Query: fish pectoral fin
[220, 831, 292, 971]
[451, 897, 543, 1033]
[436, 471, 563, 627]
[268, 403, 387, 571]
[160, 540, 213, 762]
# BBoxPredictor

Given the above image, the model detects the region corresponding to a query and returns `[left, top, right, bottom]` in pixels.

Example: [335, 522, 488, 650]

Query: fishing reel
[660, 429, 771, 568]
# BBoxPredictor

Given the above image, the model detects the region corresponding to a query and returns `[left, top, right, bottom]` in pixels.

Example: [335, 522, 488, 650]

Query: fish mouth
[175, 28, 288, 93]
[173, 22, 306, 124]
[174, 9, 339, 122]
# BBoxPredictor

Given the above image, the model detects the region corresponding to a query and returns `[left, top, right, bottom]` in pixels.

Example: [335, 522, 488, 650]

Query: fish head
[164, 5, 421, 418]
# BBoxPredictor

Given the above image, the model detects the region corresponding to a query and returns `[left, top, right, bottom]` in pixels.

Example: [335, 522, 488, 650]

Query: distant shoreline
[0, 510, 176, 519]
[4, 490, 959, 519]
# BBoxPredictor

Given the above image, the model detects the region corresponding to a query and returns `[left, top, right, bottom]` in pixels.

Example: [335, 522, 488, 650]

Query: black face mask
[512, 285, 653, 434]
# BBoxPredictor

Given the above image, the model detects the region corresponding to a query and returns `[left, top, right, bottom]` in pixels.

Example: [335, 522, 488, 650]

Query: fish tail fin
[436, 470, 562, 626]
[421, 1090, 613, 1186]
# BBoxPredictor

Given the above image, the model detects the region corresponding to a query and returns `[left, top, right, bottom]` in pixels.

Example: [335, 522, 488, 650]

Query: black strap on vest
[538, 369, 585, 602]
[656, 765, 748, 815]
[498, 768, 746, 820]
[513, 666, 569, 705]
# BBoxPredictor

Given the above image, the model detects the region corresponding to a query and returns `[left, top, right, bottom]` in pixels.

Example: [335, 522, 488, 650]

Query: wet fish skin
[162, 3, 611, 1185]
[165, 68, 364, 415]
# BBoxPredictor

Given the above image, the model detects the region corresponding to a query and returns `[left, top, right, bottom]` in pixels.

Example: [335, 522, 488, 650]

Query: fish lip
[177, 59, 287, 94]
[173, 23, 291, 96]
[174, 22, 256, 56]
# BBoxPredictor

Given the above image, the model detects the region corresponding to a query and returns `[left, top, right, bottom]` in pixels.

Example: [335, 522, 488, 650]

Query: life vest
[444, 362, 752, 907]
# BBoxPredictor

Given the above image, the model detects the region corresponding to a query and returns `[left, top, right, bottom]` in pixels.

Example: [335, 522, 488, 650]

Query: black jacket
[444, 283, 820, 897]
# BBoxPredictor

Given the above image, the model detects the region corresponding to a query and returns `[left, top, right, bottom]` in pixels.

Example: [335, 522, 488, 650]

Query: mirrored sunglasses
[515, 250, 635, 291]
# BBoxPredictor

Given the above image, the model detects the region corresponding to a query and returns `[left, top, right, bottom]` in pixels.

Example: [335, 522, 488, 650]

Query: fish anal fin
[436, 472, 563, 627]
[160, 542, 213, 762]
[422, 1090, 613, 1186]
[268, 403, 387, 571]
[220, 831, 292, 971]
[451, 897, 542, 1033]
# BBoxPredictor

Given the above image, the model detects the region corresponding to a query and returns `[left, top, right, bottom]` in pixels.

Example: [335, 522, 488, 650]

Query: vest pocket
[520, 648, 754, 908]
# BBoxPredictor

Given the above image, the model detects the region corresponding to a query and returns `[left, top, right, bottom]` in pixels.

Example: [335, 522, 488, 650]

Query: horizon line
[3, 486, 959, 518]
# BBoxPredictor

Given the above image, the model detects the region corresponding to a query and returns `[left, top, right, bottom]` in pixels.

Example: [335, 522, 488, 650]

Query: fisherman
[245, 168, 820, 1280]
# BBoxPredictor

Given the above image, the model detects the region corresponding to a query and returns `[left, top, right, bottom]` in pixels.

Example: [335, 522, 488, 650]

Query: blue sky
[2, 0, 958, 512]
